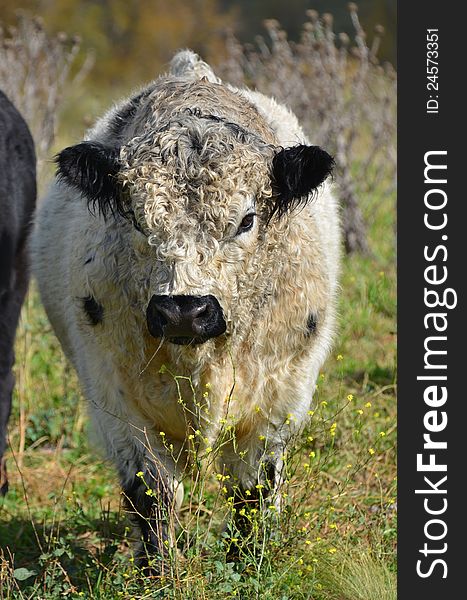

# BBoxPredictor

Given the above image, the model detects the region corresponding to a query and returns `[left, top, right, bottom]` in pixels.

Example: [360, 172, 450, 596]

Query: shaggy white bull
[32, 51, 340, 568]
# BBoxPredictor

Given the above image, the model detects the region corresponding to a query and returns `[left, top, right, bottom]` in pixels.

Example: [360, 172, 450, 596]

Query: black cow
[0, 90, 36, 495]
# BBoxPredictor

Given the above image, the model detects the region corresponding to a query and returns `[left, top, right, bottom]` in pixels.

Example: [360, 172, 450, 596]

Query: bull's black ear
[270, 145, 334, 219]
[56, 141, 124, 218]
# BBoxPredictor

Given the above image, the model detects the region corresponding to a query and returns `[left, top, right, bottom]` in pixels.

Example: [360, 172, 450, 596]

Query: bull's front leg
[219, 436, 285, 557]
[85, 378, 181, 573]
[121, 458, 175, 572]
[92, 414, 177, 572]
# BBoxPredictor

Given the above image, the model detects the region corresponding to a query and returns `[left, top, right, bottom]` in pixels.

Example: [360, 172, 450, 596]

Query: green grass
[0, 187, 396, 599]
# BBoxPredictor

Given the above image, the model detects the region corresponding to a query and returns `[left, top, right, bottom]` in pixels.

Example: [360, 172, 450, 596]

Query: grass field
[0, 183, 396, 599]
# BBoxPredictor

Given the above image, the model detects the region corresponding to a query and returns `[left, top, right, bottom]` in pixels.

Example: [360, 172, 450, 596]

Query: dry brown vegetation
[0, 13, 92, 188]
[219, 5, 396, 252]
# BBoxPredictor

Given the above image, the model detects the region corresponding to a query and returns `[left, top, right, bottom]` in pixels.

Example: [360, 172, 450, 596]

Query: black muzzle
[146, 294, 227, 345]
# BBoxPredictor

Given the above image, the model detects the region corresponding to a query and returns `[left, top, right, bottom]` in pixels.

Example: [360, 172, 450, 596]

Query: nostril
[156, 304, 178, 325]
[148, 296, 181, 327]
[190, 302, 209, 320]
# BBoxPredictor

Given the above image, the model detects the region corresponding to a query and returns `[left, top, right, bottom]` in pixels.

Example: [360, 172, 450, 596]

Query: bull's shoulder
[86, 83, 159, 145]
[85, 63, 278, 146]
[169, 50, 221, 84]
[232, 88, 306, 148]
[83, 50, 308, 150]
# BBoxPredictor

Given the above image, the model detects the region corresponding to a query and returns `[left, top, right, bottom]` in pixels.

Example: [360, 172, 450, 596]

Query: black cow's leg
[0, 367, 14, 496]
[0, 252, 29, 496]
[121, 459, 174, 574]
[0, 303, 17, 496]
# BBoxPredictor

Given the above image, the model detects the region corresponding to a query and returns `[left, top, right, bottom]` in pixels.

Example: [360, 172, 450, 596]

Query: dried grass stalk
[0, 12, 93, 190]
[219, 4, 396, 253]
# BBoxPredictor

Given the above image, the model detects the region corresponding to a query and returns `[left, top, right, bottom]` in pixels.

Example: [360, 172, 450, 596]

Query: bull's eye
[236, 213, 256, 236]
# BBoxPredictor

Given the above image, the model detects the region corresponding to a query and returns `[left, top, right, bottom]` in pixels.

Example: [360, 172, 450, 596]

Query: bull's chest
[117, 360, 225, 443]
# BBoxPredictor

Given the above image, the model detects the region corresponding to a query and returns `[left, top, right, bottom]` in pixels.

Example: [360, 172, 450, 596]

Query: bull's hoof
[226, 543, 242, 562]
[135, 544, 170, 579]
[0, 459, 8, 496]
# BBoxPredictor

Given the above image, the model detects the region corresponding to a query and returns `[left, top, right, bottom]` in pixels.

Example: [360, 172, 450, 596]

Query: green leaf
[39, 552, 52, 562]
[13, 568, 37, 581]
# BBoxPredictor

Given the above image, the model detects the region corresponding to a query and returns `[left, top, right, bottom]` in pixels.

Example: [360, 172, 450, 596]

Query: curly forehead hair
[119, 109, 275, 235]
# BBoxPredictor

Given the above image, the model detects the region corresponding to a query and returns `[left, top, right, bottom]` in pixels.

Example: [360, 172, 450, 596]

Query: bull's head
[56, 116, 333, 348]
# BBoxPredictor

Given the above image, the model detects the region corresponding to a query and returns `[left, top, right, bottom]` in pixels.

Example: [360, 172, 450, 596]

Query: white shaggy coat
[32, 51, 340, 543]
